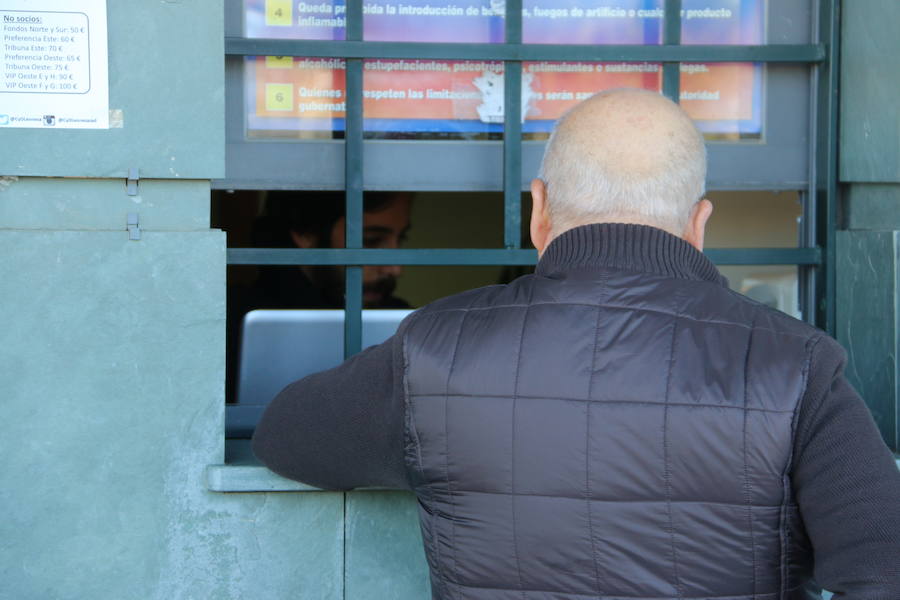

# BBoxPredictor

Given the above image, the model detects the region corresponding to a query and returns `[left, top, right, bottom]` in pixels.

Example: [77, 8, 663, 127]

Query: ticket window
[217, 0, 829, 422]
[213, 189, 806, 316]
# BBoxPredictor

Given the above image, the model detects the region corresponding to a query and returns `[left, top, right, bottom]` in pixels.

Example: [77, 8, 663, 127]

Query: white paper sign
[0, 0, 109, 129]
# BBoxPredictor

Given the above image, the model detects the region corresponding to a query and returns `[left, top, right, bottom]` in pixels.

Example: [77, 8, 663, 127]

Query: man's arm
[251, 331, 410, 491]
[791, 337, 900, 598]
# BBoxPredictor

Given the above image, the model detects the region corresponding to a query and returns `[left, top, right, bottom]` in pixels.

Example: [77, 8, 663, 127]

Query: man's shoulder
[665, 275, 824, 343]
[710, 284, 849, 376]
[398, 277, 533, 336]
[720, 285, 826, 340]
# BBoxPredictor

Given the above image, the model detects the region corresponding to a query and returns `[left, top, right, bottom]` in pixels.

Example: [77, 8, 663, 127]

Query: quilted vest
[401, 224, 821, 600]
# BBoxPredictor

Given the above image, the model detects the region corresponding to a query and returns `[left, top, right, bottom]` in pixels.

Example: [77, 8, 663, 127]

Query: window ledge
[207, 444, 900, 494]
[206, 464, 404, 493]
[206, 464, 323, 493]
[207, 439, 322, 492]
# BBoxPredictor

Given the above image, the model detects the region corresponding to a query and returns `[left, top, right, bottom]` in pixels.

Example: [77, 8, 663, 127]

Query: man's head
[530, 88, 712, 254]
[272, 191, 412, 307]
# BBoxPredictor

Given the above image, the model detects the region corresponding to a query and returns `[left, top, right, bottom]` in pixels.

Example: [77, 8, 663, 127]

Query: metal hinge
[127, 213, 141, 241]
[126, 167, 139, 196]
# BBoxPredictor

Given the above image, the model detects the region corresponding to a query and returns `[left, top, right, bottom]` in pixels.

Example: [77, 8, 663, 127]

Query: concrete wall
[0, 3, 422, 598]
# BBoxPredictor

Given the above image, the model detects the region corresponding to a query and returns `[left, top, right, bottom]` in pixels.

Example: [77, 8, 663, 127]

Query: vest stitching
[403, 312, 434, 490]
[403, 312, 447, 596]
[447, 580, 794, 599]
[585, 301, 607, 599]
[742, 316, 759, 600]
[509, 304, 531, 600]
[443, 308, 473, 600]
[409, 393, 797, 414]
[778, 334, 821, 600]
[663, 315, 685, 599]
[420, 302, 811, 339]
[439, 489, 791, 508]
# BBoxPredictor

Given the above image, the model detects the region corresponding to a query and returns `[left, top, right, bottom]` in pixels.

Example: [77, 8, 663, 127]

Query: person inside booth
[225, 191, 413, 403]
[240, 191, 412, 310]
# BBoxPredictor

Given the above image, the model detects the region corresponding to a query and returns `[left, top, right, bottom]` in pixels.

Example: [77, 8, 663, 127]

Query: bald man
[253, 90, 900, 600]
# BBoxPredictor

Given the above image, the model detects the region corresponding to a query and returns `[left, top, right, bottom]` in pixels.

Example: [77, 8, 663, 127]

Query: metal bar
[814, 0, 840, 335]
[662, 0, 682, 101]
[343, 267, 363, 358]
[345, 0, 363, 41]
[225, 38, 825, 63]
[503, 0, 523, 249]
[663, 0, 682, 44]
[230, 248, 539, 265]
[803, 22, 821, 325]
[803, 1, 823, 326]
[342, 0, 364, 360]
[662, 63, 680, 102]
[798, 194, 817, 324]
[228, 247, 823, 266]
[345, 60, 364, 250]
[505, 0, 522, 44]
[704, 248, 822, 266]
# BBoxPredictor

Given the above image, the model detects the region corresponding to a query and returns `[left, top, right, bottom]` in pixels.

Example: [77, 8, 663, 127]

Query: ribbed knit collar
[535, 222, 727, 287]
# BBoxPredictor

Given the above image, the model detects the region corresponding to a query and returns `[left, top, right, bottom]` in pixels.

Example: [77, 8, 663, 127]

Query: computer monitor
[236, 309, 413, 407]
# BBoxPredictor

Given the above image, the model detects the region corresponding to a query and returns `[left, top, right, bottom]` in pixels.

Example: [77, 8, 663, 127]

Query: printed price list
[2, 10, 91, 94]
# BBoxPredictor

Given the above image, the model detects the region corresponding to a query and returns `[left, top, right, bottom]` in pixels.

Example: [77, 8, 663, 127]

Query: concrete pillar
[837, 0, 900, 451]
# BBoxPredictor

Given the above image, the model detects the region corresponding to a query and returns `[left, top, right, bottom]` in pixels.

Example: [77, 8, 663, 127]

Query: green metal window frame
[222, 0, 840, 434]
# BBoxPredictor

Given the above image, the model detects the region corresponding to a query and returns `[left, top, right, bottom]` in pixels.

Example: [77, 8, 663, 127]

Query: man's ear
[530, 179, 552, 255]
[683, 199, 713, 251]
[290, 230, 317, 249]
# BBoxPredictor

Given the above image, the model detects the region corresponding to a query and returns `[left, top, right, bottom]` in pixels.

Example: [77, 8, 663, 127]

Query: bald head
[535, 89, 707, 240]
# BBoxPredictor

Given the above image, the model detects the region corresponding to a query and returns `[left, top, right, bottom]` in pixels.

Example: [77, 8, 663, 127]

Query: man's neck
[535, 222, 726, 286]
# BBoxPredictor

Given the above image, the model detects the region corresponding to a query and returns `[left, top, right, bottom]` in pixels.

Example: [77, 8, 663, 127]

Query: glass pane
[363, 59, 504, 139]
[214, 190, 505, 250]
[242, 56, 763, 141]
[243, 0, 505, 42]
[243, 58, 764, 140]
[523, 61, 760, 141]
[241, 0, 767, 140]
[704, 191, 801, 248]
[403, 192, 506, 248]
[680, 62, 763, 141]
[720, 265, 800, 318]
[243, 0, 765, 43]
[244, 0, 346, 40]
[245, 56, 347, 140]
[523, 62, 662, 138]
[364, 0, 505, 43]
[523, 1, 664, 45]
[703, 190, 803, 317]
[362, 60, 664, 140]
[522, 0, 764, 45]
[680, 0, 765, 45]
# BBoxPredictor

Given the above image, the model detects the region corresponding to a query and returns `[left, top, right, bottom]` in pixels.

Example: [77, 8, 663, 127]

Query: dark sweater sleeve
[790, 337, 900, 598]
[251, 328, 410, 491]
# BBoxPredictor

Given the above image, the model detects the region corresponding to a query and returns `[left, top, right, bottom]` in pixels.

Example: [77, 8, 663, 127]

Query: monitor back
[237, 309, 413, 406]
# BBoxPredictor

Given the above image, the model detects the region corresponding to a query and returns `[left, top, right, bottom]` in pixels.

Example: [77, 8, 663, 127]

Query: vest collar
[535, 222, 728, 287]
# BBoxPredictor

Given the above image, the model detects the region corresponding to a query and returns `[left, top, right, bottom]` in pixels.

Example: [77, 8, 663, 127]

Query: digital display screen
[244, 0, 764, 140]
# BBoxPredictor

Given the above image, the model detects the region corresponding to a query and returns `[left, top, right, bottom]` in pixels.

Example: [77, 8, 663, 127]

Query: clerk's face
[328, 196, 412, 306]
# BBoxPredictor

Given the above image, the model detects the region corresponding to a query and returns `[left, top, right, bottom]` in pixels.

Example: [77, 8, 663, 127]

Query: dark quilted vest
[401, 224, 821, 600]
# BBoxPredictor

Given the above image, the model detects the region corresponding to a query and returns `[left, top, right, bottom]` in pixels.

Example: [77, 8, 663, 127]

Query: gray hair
[538, 90, 707, 236]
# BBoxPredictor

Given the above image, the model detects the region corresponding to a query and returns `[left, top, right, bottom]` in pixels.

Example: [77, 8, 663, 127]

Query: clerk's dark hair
[257, 191, 400, 248]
